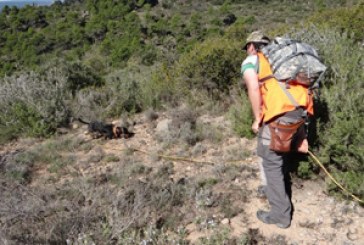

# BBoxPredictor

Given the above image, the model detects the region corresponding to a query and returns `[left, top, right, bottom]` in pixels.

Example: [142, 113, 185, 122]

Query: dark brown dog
[114, 126, 135, 139]
[78, 118, 134, 139]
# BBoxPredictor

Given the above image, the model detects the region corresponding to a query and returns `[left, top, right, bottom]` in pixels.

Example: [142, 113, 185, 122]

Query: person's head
[243, 31, 270, 55]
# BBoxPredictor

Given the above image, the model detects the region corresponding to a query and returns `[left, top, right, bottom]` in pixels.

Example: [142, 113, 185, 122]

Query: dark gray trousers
[257, 112, 304, 226]
[257, 133, 291, 225]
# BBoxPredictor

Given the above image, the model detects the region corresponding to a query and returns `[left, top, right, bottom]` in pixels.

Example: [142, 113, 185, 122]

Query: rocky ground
[0, 110, 363, 244]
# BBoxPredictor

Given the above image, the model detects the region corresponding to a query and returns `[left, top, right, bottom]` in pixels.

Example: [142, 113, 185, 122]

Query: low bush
[156, 107, 201, 146]
[228, 91, 255, 139]
[140, 63, 180, 110]
[142, 36, 242, 110]
[175, 37, 241, 100]
[0, 58, 105, 142]
[307, 5, 364, 42]
[0, 69, 72, 140]
[0, 101, 51, 142]
[288, 26, 364, 201]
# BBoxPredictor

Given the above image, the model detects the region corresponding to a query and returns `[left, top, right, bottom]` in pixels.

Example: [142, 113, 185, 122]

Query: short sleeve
[241, 55, 258, 74]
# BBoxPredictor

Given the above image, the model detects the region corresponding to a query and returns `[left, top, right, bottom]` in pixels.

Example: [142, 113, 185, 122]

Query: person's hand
[252, 119, 260, 134]
[297, 138, 308, 153]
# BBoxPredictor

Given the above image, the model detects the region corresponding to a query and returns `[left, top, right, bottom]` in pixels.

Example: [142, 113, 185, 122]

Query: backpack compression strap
[277, 81, 309, 131]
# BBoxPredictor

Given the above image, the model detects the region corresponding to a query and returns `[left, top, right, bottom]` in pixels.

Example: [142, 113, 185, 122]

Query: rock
[347, 228, 359, 241]
[221, 218, 230, 225]
[155, 119, 172, 141]
[144, 109, 159, 122]
[155, 119, 171, 134]
[192, 143, 207, 156]
[56, 127, 69, 135]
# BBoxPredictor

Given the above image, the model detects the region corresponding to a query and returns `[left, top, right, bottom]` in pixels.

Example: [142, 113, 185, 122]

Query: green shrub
[288, 26, 364, 201]
[0, 61, 103, 142]
[64, 62, 104, 94]
[0, 69, 72, 140]
[105, 66, 157, 116]
[144, 36, 242, 110]
[327, 171, 364, 201]
[175, 37, 241, 100]
[104, 154, 120, 163]
[297, 161, 315, 179]
[3, 150, 36, 183]
[197, 227, 231, 245]
[107, 78, 143, 116]
[197, 178, 219, 188]
[223, 17, 248, 41]
[140, 44, 159, 66]
[140, 64, 180, 109]
[73, 64, 156, 119]
[72, 86, 111, 121]
[228, 91, 255, 139]
[307, 5, 364, 42]
[0, 126, 20, 144]
[6, 102, 52, 137]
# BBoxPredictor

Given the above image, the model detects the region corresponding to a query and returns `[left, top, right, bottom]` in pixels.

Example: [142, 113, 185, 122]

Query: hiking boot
[256, 210, 290, 229]
[257, 185, 267, 199]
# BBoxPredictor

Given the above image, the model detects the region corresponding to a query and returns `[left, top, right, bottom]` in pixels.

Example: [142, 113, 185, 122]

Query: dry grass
[0, 112, 271, 244]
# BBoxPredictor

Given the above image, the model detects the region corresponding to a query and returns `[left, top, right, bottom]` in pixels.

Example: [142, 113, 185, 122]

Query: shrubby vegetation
[293, 27, 364, 200]
[0, 0, 363, 242]
[0, 60, 104, 143]
[307, 4, 364, 42]
[0, 0, 362, 199]
[142, 37, 242, 110]
[0, 69, 72, 142]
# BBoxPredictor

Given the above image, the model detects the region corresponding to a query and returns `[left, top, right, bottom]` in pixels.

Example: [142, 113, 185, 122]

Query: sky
[0, 0, 56, 9]
[0, 0, 44, 1]
[0, 0, 53, 1]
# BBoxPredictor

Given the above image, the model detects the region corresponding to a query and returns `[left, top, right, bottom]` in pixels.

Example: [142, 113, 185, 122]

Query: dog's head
[113, 126, 122, 138]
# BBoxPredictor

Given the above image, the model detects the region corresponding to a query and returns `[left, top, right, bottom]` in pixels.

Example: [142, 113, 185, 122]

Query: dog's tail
[78, 117, 90, 125]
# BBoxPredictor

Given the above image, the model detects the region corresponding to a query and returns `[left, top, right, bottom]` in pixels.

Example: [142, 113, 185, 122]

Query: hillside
[1, 110, 363, 244]
[0, 0, 363, 244]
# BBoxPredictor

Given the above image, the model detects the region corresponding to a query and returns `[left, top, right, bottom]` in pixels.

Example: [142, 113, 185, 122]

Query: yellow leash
[130, 147, 217, 165]
[113, 144, 364, 204]
[308, 150, 364, 204]
[143, 147, 363, 204]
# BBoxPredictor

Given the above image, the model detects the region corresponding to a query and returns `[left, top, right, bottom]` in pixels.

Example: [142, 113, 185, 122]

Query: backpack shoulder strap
[277, 81, 299, 108]
[277, 81, 308, 120]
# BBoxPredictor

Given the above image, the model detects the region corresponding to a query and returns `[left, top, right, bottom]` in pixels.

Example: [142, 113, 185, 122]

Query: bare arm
[243, 69, 261, 133]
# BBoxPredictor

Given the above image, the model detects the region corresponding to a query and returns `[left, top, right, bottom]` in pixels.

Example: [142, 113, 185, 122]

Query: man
[241, 31, 270, 198]
[241, 31, 312, 229]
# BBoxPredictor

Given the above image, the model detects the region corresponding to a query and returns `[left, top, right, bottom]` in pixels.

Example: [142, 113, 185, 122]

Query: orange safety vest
[257, 52, 314, 123]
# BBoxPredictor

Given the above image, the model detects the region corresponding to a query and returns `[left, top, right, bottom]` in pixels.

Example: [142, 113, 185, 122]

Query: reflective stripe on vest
[257, 52, 314, 123]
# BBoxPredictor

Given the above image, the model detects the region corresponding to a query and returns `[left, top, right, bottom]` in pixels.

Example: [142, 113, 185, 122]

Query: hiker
[241, 31, 314, 229]
[240, 31, 270, 198]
